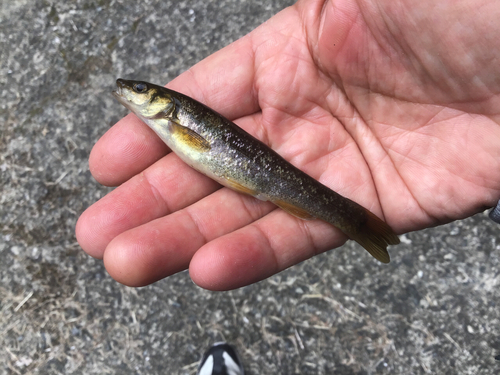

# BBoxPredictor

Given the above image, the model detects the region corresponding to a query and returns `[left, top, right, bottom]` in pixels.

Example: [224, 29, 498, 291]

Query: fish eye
[134, 83, 148, 93]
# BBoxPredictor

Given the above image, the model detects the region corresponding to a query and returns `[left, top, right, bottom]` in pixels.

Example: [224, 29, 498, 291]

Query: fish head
[112, 79, 174, 119]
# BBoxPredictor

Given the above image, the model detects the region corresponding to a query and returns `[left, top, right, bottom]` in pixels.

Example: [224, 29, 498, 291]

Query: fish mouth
[112, 79, 125, 99]
[112, 79, 136, 113]
[111, 89, 121, 99]
[112, 79, 131, 109]
[111, 88, 127, 108]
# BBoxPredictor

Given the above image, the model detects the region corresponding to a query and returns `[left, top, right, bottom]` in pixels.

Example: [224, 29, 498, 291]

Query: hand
[76, 0, 500, 290]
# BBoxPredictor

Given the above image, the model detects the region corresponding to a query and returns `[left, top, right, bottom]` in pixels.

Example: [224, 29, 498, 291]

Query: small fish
[112, 79, 400, 263]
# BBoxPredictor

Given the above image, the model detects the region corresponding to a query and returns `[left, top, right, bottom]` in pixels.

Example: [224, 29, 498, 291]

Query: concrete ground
[1, 1, 499, 374]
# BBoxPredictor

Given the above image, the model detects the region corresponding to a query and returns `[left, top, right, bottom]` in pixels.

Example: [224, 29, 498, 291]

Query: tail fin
[350, 209, 400, 264]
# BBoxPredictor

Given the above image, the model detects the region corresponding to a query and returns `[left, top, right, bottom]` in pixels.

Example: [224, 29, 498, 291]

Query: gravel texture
[1, 1, 499, 374]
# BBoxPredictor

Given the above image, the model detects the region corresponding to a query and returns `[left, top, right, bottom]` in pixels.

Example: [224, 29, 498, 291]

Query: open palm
[76, 0, 500, 290]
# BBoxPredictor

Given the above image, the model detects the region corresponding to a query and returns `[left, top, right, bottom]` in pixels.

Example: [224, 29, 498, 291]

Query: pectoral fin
[272, 199, 315, 220]
[170, 121, 211, 152]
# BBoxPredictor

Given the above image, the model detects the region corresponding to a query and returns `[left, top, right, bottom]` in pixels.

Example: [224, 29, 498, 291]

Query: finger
[89, 113, 169, 186]
[189, 210, 349, 291]
[76, 153, 220, 259]
[102, 189, 275, 287]
[167, 34, 259, 119]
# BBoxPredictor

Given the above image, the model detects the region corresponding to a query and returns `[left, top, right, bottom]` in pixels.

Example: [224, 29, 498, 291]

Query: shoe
[197, 342, 244, 375]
